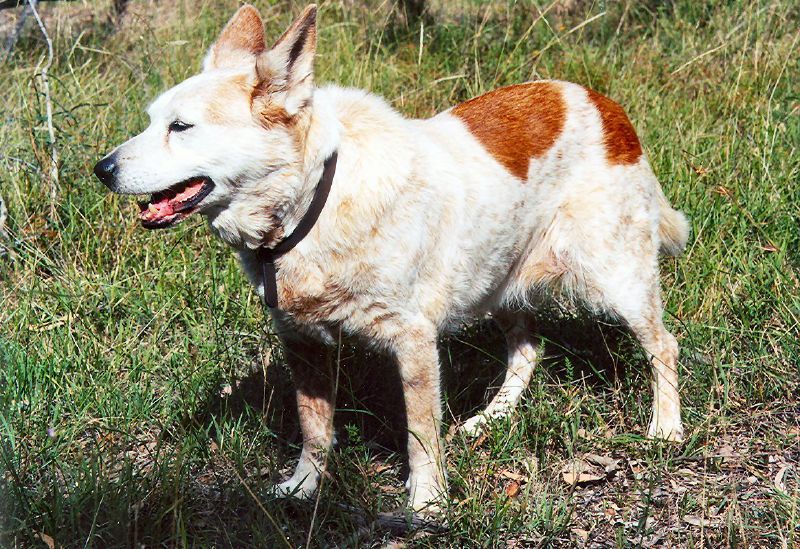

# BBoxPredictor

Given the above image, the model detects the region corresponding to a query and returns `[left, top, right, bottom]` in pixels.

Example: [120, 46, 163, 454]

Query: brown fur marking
[270, 5, 317, 59]
[585, 88, 642, 165]
[212, 5, 265, 60]
[451, 82, 566, 180]
[256, 100, 296, 128]
[204, 77, 251, 125]
[280, 280, 353, 323]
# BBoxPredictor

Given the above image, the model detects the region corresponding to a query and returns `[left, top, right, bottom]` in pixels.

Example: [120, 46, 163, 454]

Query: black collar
[258, 151, 338, 308]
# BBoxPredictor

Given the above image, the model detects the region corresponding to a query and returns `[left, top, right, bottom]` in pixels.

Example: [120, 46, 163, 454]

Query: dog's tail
[657, 188, 690, 257]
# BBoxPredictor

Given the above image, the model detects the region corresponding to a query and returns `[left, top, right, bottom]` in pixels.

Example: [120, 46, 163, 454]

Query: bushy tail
[657, 189, 689, 256]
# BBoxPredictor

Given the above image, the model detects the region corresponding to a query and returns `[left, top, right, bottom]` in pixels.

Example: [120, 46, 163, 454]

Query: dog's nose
[94, 154, 119, 188]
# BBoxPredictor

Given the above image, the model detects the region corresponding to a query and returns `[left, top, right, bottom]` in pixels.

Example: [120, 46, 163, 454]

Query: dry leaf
[683, 515, 720, 528]
[585, 453, 620, 474]
[498, 470, 526, 482]
[774, 465, 790, 492]
[712, 185, 733, 198]
[572, 527, 589, 543]
[470, 432, 488, 451]
[561, 459, 603, 485]
[367, 462, 392, 475]
[760, 243, 779, 253]
[505, 481, 521, 497]
[37, 532, 55, 549]
[716, 444, 736, 458]
[379, 484, 404, 494]
[670, 480, 688, 494]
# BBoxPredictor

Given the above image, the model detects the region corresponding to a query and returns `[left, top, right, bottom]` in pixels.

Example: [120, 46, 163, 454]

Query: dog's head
[94, 4, 318, 237]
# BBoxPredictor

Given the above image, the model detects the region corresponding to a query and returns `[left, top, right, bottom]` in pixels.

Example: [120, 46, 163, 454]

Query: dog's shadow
[190, 311, 641, 463]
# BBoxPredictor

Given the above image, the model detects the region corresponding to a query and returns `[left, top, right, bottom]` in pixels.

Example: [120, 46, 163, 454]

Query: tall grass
[1, 0, 798, 545]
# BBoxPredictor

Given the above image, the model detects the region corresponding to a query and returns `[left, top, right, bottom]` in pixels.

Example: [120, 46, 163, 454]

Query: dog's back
[298, 81, 687, 326]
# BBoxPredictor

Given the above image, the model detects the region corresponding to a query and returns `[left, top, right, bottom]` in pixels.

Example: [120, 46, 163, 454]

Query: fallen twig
[0, 0, 53, 7]
[27, 0, 59, 219]
[0, 193, 8, 240]
[2, 2, 30, 60]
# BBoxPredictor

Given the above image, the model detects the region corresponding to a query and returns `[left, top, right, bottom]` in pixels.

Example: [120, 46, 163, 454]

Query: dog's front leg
[393, 322, 447, 514]
[274, 337, 334, 500]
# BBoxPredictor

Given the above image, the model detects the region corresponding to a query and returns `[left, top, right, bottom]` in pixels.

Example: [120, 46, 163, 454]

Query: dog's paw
[647, 420, 685, 442]
[458, 414, 488, 438]
[406, 476, 446, 517]
[271, 474, 318, 500]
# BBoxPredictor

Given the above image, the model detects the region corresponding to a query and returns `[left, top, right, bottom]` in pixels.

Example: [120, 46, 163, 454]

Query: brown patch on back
[451, 82, 566, 180]
[585, 88, 642, 165]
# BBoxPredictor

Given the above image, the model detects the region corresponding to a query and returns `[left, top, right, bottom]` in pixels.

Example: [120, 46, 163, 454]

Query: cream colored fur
[98, 5, 689, 514]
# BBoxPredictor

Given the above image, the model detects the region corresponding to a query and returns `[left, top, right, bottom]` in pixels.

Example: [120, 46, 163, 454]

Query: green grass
[1, 0, 798, 546]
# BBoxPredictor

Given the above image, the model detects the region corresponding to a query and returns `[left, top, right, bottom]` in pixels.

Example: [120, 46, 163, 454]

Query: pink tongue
[150, 194, 175, 216]
[139, 179, 206, 221]
[173, 178, 206, 203]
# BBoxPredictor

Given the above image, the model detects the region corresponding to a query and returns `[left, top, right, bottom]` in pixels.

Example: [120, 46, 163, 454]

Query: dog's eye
[168, 120, 194, 133]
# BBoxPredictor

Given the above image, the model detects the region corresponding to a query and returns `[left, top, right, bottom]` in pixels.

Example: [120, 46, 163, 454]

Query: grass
[1, 0, 798, 546]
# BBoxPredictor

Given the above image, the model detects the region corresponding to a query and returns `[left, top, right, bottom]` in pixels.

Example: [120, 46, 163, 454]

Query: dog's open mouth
[138, 177, 214, 229]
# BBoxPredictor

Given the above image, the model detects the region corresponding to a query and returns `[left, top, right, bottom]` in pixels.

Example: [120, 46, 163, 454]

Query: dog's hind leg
[587, 252, 684, 442]
[460, 312, 543, 437]
[638, 318, 683, 442]
[273, 337, 335, 500]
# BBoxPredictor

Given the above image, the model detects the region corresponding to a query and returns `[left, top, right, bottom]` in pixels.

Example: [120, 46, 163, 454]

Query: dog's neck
[270, 91, 341, 242]
[206, 90, 342, 252]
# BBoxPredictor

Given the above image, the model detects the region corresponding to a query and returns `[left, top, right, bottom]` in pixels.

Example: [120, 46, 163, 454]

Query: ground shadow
[189, 308, 641, 460]
[441, 310, 639, 423]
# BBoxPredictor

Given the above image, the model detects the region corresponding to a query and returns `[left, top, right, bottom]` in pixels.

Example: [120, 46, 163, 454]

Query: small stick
[0, 0, 67, 8]
[27, 0, 59, 219]
[2, 3, 30, 60]
[0, 192, 8, 240]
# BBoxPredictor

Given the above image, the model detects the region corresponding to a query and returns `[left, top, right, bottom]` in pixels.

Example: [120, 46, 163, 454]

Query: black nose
[94, 154, 119, 188]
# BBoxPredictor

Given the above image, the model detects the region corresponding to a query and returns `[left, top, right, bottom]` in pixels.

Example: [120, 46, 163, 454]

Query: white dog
[95, 4, 689, 513]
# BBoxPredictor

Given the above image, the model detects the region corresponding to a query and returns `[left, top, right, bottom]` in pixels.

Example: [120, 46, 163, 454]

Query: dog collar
[258, 151, 338, 308]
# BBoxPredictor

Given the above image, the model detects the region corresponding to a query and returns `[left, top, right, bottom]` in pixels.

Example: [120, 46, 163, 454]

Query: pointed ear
[203, 5, 266, 72]
[253, 4, 317, 115]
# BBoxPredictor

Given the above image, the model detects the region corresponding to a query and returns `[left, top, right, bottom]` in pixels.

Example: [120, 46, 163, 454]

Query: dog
[94, 4, 689, 514]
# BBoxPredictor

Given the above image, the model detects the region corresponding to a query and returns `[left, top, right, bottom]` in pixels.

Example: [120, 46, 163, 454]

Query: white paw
[271, 472, 319, 500]
[459, 414, 488, 437]
[406, 476, 446, 516]
[647, 420, 685, 442]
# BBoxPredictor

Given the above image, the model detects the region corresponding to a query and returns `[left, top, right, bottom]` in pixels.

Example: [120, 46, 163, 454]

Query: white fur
[100, 5, 689, 514]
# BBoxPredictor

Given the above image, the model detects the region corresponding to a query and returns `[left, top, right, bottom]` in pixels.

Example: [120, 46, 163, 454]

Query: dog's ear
[253, 4, 317, 116]
[203, 4, 266, 71]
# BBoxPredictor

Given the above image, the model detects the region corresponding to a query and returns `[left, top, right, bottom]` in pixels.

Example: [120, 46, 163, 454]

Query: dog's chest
[239, 247, 367, 333]
[278, 268, 355, 324]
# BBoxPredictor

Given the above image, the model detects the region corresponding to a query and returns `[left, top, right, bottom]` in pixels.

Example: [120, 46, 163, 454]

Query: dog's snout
[94, 154, 119, 188]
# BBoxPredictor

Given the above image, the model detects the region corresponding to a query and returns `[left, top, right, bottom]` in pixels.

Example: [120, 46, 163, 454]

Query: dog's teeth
[148, 204, 158, 214]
